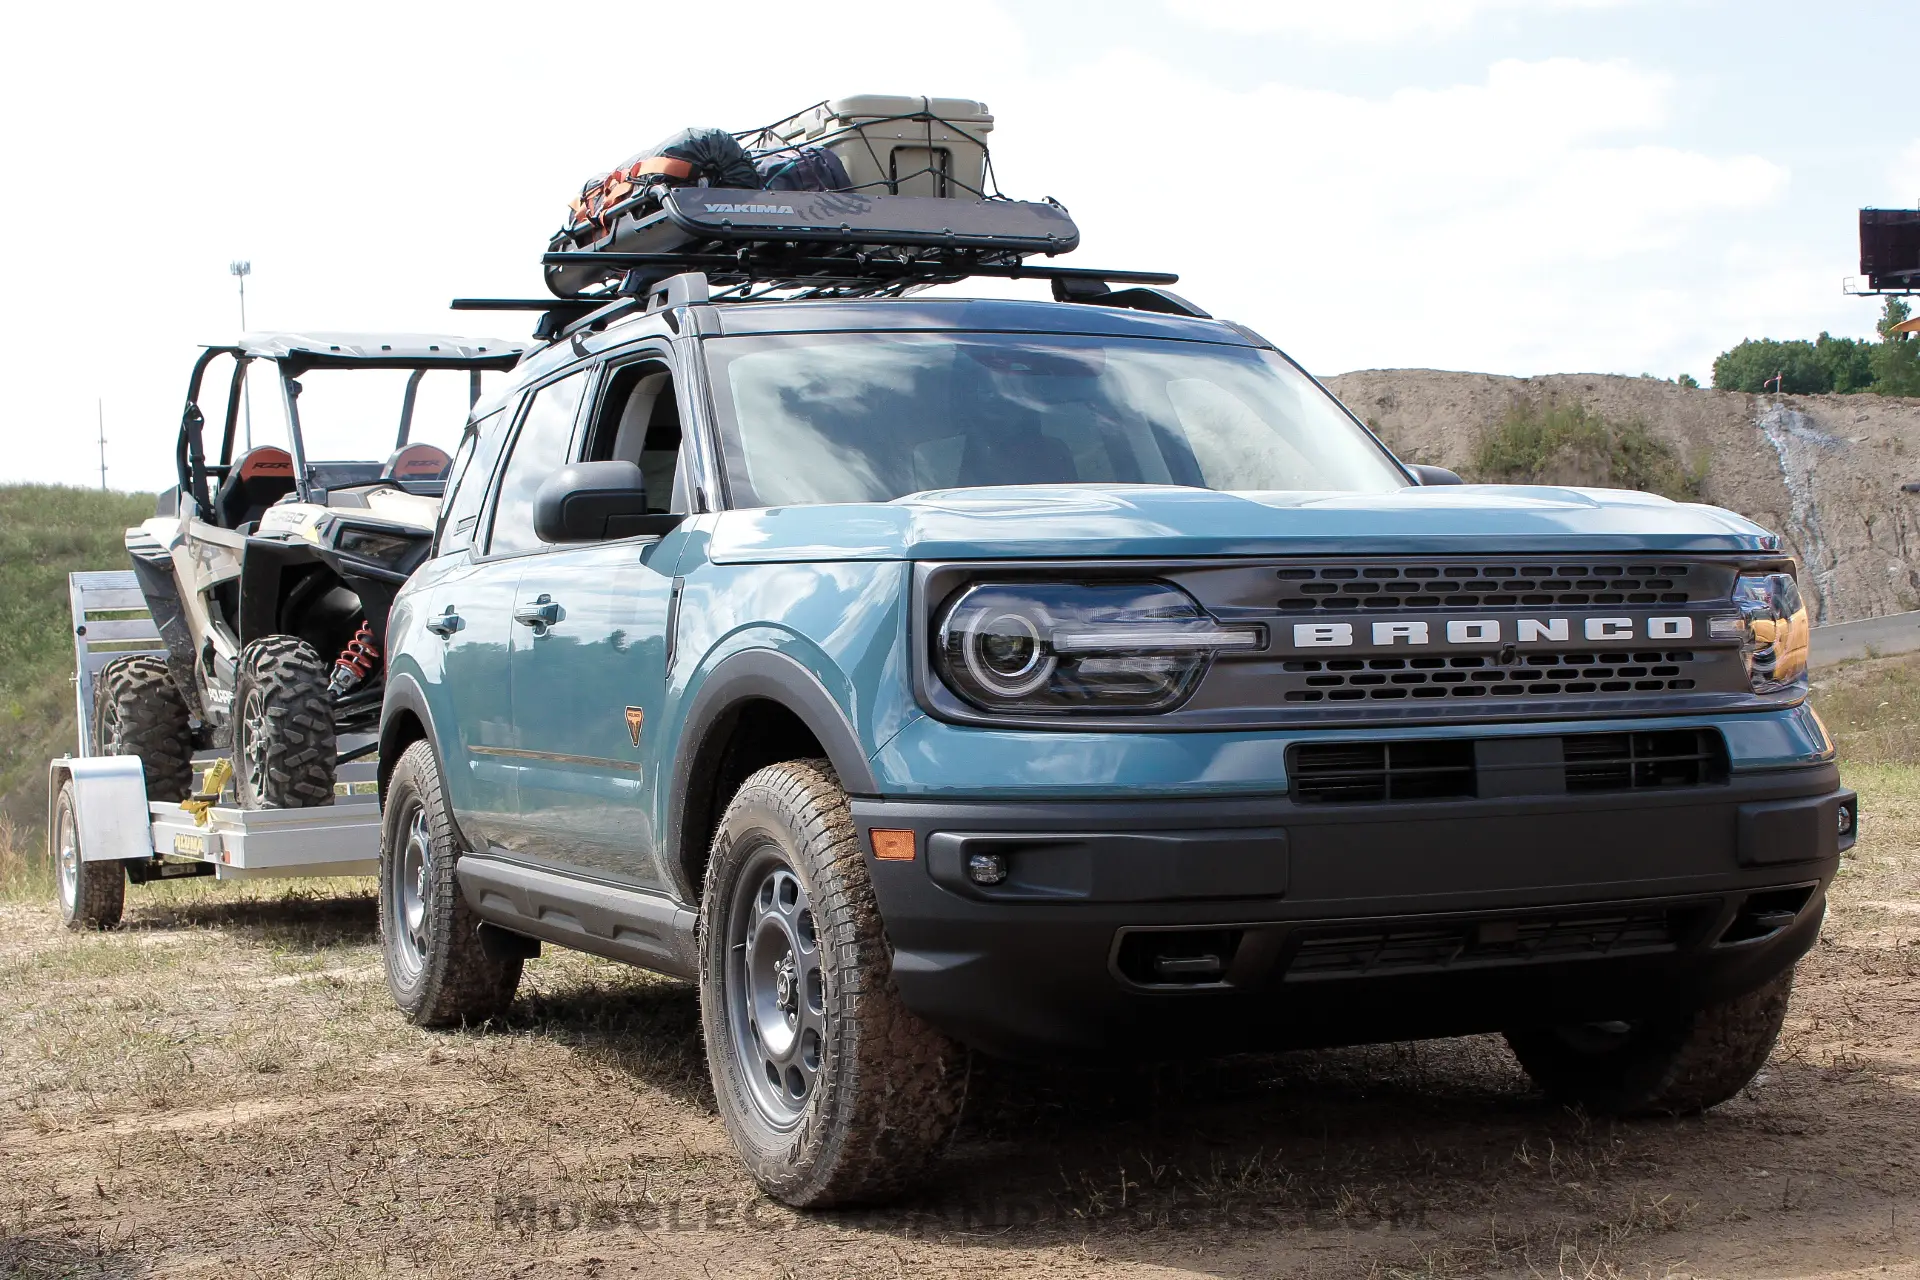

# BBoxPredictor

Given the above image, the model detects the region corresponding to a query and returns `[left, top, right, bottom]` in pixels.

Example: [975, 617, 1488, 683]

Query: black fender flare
[665, 648, 877, 897]
[378, 672, 449, 803]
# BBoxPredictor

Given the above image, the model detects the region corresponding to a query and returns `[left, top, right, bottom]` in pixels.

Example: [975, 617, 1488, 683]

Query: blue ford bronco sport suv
[375, 204, 1852, 1206]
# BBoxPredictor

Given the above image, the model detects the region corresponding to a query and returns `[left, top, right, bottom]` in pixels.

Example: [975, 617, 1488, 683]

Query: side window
[435, 407, 508, 555]
[485, 370, 590, 556]
[582, 359, 685, 515]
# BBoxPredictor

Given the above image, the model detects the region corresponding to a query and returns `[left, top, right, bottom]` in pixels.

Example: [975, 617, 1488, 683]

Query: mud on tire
[698, 758, 967, 1208]
[1505, 965, 1795, 1115]
[379, 739, 523, 1026]
[92, 654, 192, 802]
[233, 636, 336, 809]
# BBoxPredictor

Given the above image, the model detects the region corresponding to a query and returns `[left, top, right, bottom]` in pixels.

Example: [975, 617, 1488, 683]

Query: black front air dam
[853, 764, 1847, 1061]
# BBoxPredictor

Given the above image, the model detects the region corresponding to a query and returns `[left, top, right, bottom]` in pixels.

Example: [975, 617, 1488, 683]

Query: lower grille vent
[1289, 730, 1727, 803]
[1285, 905, 1702, 981]
[1288, 739, 1475, 804]
[1564, 729, 1728, 792]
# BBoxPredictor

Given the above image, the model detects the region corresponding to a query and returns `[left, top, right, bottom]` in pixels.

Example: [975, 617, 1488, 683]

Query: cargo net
[547, 104, 1064, 304]
[732, 102, 1004, 203]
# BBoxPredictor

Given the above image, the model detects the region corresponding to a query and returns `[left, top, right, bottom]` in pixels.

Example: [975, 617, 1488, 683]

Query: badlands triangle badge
[625, 706, 644, 748]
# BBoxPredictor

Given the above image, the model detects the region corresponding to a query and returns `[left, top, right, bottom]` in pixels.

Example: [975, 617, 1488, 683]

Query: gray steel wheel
[238, 686, 270, 801]
[55, 792, 80, 913]
[726, 846, 827, 1128]
[385, 795, 433, 983]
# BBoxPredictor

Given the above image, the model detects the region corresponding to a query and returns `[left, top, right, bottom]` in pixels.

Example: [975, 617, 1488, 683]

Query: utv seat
[383, 443, 452, 483]
[213, 446, 296, 529]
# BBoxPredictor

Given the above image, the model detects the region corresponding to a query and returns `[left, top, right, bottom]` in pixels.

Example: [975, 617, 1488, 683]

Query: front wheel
[698, 759, 967, 1207]
[54, 780, 124, 930]
[232, 636, 336, 809]
[378, 739, 522, 1026]
[1505, 966, 1795, 1115]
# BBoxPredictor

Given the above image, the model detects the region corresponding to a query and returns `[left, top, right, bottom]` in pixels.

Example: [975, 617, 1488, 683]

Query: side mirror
[532, 462, 683, 543]
[1408, 464, 1464, 486]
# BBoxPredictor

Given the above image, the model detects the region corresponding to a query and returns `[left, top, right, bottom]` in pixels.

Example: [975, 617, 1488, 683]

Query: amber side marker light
[871, 829, 917, 861]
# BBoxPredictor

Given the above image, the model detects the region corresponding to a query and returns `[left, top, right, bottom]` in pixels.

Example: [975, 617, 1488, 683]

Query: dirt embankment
[1324, 371, 1920, 625]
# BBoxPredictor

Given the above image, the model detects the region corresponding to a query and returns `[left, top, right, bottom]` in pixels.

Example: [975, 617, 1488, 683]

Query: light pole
[230, 260, 253, 449]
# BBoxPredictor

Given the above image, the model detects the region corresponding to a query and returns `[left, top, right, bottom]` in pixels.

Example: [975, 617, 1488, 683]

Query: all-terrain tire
[92, 654, 192, 802]
[1505, 966, 1795, 1115]
[53, 779, 124, 930]
[379, 739, 522, 1026]
[232, 636, 336, 809]
[698, 759, 967, 1208]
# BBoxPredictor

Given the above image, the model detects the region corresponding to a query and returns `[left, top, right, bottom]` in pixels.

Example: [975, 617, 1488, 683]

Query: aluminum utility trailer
[49, 570, 382, 890]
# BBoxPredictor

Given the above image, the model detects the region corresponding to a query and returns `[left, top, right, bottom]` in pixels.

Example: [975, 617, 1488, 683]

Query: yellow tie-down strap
[179, 758, 234, 828]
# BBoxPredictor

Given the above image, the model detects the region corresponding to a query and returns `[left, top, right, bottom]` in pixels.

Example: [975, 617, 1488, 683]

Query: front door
[505, 353, 692, 890]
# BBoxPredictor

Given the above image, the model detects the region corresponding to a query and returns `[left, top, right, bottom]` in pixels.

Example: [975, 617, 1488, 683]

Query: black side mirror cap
[1408, 464, 1464, 486]
[532, 461, 683, 543]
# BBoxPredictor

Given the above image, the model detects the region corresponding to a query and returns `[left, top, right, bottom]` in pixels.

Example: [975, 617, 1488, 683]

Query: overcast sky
[2, 0, 1912, 492]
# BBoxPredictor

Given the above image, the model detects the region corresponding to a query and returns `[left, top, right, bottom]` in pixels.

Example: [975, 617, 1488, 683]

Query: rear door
[429, 368, 592, 850]
[504, 350, 693, 891]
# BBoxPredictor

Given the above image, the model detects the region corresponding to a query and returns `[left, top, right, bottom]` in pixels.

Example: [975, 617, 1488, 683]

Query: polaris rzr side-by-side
[106, 333, 524, 811]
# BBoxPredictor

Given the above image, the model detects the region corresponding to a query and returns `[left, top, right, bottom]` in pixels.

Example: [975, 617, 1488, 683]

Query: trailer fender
[47, 757, 157, 863]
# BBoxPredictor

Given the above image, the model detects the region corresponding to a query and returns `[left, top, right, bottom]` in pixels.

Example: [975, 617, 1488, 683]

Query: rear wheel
[54, 779, 123, 930]
[379, 740, 522, 1026]
[92, 654, 192, 801]
[232, 636, 336, 809]
[699, 759, 967, 1207]
[1505, 967, 1795, 1115]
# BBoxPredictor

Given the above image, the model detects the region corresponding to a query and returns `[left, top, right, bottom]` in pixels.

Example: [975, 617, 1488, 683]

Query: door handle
[425, 607, 463, 638]
[513, 594, 561, 629]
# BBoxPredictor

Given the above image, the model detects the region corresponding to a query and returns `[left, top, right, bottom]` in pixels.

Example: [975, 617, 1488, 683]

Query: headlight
[1719, 569, 1810, 695]
[327, 519, 428, 569]
[935, 582, 1262, 713]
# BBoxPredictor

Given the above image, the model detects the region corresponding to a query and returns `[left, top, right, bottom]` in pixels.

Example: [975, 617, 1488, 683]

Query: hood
[706, 484, 1782, 563]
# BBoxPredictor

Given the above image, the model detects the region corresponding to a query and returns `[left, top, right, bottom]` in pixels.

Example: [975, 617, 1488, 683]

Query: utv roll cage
[174, 334, 526, 516]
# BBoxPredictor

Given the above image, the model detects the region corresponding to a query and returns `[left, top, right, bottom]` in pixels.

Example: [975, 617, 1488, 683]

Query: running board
[455, 855, 697, 980]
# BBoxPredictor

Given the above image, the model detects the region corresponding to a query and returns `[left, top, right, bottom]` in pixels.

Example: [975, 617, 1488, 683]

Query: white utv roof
[220, 332, 526, 365]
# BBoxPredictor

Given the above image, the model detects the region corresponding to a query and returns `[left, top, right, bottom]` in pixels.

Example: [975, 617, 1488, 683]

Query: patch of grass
[0, 484, 156, 837]
[0, 813, 51, 901]
[1468, 398, 1706, 500]
[1809, 651, 1920, 766]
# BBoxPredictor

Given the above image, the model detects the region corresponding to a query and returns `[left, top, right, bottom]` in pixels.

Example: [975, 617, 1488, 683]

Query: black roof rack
[456, 184, 1194, 340]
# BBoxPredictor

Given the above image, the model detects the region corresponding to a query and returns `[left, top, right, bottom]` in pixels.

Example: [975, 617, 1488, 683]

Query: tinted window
[435, 407, 508, 554]
[486, 372, 589, 556]
[704, 333, 1406, 507]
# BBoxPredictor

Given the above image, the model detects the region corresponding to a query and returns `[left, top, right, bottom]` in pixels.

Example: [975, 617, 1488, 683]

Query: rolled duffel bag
[548, 127, 764, 297]
[753, 145, 852, 192]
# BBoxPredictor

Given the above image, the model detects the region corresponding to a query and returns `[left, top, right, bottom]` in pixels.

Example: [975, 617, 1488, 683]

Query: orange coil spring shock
[334, 621, 382, 684]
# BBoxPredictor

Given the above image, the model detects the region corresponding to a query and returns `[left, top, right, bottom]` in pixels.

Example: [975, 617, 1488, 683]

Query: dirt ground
[5, 739, 1920, 1277]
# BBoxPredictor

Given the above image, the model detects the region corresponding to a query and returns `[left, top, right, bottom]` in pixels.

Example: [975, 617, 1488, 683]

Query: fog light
[966, 851, 1007, 885]
[1838, 805, 1855, 837]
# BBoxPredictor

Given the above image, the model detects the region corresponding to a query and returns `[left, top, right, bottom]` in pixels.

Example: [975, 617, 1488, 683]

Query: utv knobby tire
[53, 779, 124, 930]
[232, 636, 335, 809]
[92, 654, 192, 802]
[379, 740, 522, 1026]
[1505, 966, 1795, 1115]
[698, 759, 966, 1208]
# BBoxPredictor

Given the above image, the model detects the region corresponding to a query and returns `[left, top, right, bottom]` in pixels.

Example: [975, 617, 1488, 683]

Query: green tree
[1813, 331, 1875, 392]
[1872, 296, 1920, 396]
[1712, 338, 1830, 394]
[1677, 373, 1700, 388]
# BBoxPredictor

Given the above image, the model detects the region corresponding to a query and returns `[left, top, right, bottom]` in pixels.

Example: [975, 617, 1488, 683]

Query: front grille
[1289, 739, 1475, 803]
[1288, 729, 1726, 803]
[1279, 649, 1703, 703]
[1284, 904, 1703, 981]
[1276, 560, 1703, 612]
[1564, 729, 1727, 791]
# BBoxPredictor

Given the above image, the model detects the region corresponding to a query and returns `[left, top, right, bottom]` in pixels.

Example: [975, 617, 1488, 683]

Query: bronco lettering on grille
[1287, 615, 1696, 651]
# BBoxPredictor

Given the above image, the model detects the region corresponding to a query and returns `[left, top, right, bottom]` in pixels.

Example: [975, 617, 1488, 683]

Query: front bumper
[855, 764, 1851, 1060]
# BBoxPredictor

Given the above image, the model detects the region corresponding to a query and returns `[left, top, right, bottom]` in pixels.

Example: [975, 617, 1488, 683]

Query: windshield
[704, 332, 1407, 507]
[237, 364, 504, 463]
